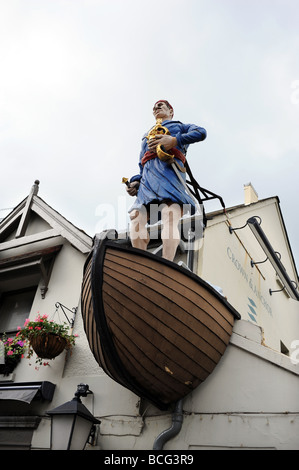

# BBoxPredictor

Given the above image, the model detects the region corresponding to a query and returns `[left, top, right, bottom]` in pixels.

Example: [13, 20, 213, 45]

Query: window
[0, 287, 36, 334]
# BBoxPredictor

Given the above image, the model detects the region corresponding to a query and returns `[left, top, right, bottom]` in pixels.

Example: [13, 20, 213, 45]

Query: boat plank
[105, 250, 234, 332]
[105, 308, 202, 400]
[113, 337, 187, 403]
[107, 314, 203, 392]
[81, 257, 170, 395]
[103, 263, 231, 351]
[103, 284, 215, 377]
[112, 333, 195, 404]
[81, 258, 125, 382]
[103, 273, 223, 365]
[106, 249, 234, 328]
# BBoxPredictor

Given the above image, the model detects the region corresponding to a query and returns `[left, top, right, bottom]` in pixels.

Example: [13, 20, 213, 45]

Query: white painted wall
[200, 198, 299, 353]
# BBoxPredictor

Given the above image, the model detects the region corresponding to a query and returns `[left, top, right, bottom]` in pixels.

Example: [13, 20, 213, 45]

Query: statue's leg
[129, 208, 149, 251]
[161, 203, 181, 261]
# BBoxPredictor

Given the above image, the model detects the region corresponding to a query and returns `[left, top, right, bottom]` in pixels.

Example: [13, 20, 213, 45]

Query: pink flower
[24, 319, 30, 326]
[7, 350, 13, 356]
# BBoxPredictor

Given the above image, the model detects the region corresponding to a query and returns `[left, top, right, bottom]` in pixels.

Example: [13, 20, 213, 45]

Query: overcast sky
[1, 0, 298, 268]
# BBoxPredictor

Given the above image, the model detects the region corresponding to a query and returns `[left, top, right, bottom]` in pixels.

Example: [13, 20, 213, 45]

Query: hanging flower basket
[29, 333, 67, 359]
[17, 313, 77, 365]
[0, 335, 26, 376]
[0, 354, 22, 375]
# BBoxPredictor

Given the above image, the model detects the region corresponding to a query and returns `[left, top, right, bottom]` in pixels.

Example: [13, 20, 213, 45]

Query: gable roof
[0, 180, 92, 254]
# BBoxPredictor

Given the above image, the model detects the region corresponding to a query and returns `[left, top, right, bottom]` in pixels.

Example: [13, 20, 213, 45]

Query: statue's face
[153, 101, 173, 121]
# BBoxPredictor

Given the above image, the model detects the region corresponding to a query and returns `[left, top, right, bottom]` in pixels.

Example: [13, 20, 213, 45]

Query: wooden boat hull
[81, 232, 240, 410]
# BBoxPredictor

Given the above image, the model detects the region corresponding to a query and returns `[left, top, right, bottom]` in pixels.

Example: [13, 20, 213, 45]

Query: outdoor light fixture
[47, 383, 100, 450]
[229, 216, 299, 301]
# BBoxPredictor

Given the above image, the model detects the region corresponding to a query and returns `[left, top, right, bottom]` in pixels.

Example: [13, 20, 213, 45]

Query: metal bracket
[269, 286, 285, 296]
[229, 215, 262, 234]
[55, 302, 77, 328]
[250, 257, 268, 268]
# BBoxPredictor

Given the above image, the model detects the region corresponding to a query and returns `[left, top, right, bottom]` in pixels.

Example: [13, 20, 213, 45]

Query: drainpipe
[153, 400, 183, 450]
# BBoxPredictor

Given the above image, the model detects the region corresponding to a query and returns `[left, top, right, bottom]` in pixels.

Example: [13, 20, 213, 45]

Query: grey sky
[1, 0, 298, 266]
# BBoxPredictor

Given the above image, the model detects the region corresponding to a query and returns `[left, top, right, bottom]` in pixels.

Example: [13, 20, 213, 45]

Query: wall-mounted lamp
[229, 216, 299, 301]
[47, 383, 100, 450]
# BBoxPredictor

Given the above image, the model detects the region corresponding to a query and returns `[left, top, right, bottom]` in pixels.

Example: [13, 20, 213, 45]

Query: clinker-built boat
[81, 230, 240, 410]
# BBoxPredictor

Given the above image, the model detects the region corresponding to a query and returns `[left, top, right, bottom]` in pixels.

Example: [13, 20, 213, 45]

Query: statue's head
[153, 100, 174, 120]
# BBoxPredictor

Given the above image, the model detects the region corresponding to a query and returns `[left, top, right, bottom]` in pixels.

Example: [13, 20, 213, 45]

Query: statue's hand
[126, 181, 140, 197]
[148, 134, 177, 152]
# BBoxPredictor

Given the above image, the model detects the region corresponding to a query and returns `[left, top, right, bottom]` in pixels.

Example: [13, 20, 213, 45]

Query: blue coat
[129, 119, 206, 213]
